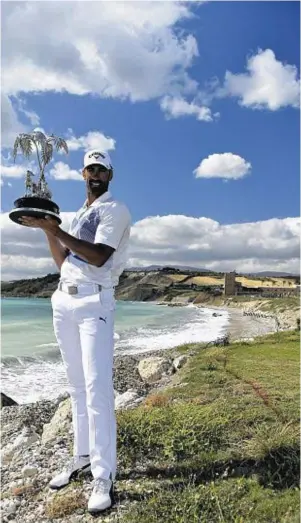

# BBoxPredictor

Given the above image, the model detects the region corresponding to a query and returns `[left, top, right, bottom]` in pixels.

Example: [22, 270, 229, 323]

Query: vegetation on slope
[114, 331, 300, 522]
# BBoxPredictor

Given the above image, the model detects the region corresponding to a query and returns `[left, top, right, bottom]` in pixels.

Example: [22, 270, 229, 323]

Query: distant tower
[224, 272, 236, 296]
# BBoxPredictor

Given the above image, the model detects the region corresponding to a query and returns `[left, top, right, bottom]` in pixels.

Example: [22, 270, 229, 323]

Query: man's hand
[21, 215, 114, 267]
[20, 216, 60, 235]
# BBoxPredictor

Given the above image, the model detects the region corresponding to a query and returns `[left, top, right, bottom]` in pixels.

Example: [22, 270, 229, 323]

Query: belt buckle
[68, 285, 78, 295]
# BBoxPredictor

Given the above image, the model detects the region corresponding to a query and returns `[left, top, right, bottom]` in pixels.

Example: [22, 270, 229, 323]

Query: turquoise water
[1, 297, 229, 403]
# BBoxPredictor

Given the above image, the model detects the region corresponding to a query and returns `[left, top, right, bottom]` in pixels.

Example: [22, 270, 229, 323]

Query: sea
[1, 298, 229, 404]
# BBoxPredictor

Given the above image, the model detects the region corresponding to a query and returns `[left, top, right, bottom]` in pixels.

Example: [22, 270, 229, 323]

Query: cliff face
[116, 271, 175, 301]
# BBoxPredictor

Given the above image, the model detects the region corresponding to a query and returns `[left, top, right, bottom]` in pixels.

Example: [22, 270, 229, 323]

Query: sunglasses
[86, 164, 109, 175]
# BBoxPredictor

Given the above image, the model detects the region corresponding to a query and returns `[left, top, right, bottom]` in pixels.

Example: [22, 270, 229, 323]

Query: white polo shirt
[60, 191, 131, 288]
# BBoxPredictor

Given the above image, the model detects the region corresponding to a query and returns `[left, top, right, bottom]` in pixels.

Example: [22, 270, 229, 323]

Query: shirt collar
[82, 190, 112, 210]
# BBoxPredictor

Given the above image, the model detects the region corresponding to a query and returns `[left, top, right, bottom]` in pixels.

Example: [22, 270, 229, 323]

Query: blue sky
[1, 1, 300, 279]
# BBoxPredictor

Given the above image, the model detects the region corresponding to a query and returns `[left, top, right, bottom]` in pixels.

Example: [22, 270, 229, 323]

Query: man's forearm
[54, 228, 108, 267]
[46, 233, 69, 270]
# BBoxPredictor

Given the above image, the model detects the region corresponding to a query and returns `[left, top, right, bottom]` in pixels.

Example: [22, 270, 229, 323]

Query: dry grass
[169, 274, 298, 289]
[236, 276, 297, 288]
[168, 274, 190, 282]
[185, 276, 224, 286]
[144, 393, 171, 408]
[45, 490, 86, 518]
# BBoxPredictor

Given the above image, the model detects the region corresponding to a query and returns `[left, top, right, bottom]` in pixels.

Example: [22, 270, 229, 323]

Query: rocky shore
[0, 346, 192, 523]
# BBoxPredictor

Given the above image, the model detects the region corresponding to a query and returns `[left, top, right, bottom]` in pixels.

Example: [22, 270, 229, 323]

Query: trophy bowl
[8, 131, 68, 228]
[9, 196, 61, 225]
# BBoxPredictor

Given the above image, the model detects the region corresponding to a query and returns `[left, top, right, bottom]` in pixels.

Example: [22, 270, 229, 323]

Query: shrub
[45, 490, 86, 518]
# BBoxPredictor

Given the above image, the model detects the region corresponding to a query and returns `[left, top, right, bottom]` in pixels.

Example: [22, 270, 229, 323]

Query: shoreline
[0, 299, 286, 406]
[156, 299, 278, 341]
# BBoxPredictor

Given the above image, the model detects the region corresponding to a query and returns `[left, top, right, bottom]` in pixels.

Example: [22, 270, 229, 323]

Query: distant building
[224, 272, 236, 296]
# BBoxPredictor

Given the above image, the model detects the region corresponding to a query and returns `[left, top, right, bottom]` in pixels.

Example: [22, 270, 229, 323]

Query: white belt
[58, 281, 102, 295]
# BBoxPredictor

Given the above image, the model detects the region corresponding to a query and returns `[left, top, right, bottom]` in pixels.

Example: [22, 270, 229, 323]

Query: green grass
[120, 478, 299, 523]
[116, 331, 300, 522]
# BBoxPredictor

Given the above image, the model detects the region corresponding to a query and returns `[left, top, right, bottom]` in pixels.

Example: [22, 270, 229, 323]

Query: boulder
[42, 397, 71, 445]
[173, 355, 188, 370]
[115, 389, 143, 410]
[1, 392, 18, 408]
[138, 357, 171, 383]
[1, 427, 40, 464]
[53, 391, 69, 406]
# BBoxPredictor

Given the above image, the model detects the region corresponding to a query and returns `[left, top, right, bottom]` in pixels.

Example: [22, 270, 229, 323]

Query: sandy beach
[159, 298, 278, 342]
[225, 306, 277, 340]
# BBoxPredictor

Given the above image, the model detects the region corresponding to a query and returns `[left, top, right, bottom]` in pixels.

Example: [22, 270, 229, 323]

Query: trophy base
[9, 196, 62, 226]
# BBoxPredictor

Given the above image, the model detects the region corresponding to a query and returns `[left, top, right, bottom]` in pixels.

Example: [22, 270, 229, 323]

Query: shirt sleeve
[94, 202, 131, 250]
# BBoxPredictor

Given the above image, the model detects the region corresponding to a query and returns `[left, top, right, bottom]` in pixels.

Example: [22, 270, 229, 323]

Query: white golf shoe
[88, 477, 114, 514]
[49, 455, 91, 489]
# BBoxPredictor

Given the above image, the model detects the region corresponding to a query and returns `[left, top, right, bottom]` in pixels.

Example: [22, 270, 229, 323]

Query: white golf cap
[84, 149, 112, 170]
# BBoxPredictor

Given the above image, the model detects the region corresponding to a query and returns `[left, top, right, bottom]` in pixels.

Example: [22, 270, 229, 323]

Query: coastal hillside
[1, 269, 299, 300]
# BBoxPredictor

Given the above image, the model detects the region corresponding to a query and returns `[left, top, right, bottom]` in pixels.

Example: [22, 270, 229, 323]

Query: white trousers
[51, 287, 116, 481]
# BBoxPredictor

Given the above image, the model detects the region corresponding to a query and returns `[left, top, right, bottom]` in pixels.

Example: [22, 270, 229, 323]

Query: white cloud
[1, 212, 299, 280]
[49, 162, 82, 181]
[1, 164, 26, 179]
[2, 2, 199, 105]
[66, 130, 115, 153]
[194, 153, 251, 180]
[0, 153, 37, 184]
[160, 96, 214, 122]
[223, 49, 300, 111]
[128, 215, 300, 272]
[1, 255, 58, 281]
[1, 212, 74, 280]
[0, 150, 43, 184]
[1, 94, 28, 148]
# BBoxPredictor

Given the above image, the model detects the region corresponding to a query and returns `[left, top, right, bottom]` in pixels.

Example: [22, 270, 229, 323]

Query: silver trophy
[9, 131, 68, 226]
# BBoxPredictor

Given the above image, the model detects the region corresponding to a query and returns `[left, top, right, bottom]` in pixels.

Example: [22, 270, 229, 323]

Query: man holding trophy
[10, 132, 131, 514]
